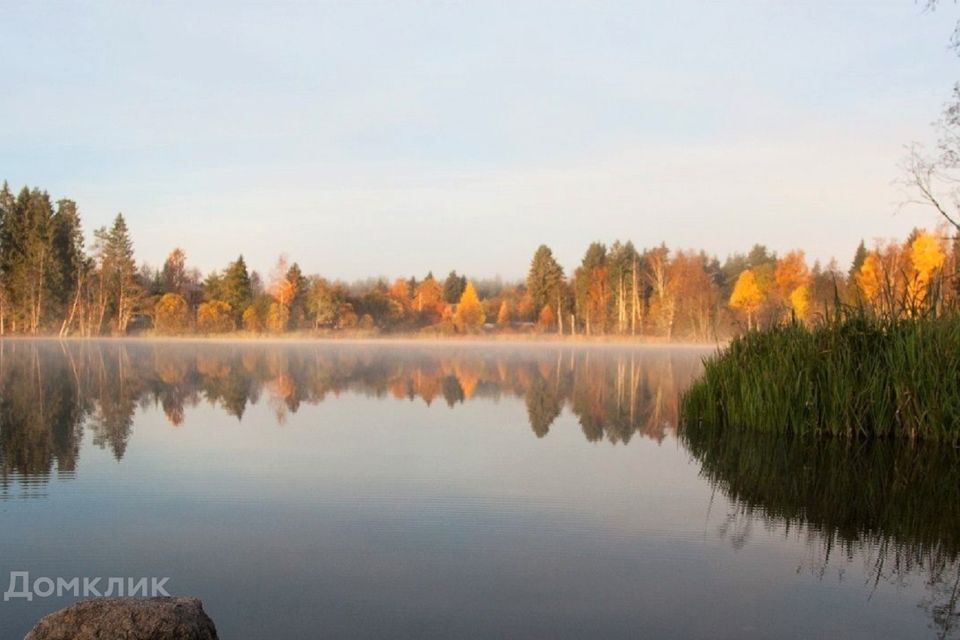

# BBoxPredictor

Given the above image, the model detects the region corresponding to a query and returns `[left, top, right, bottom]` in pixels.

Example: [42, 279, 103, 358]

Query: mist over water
[0, 341, 955, 639]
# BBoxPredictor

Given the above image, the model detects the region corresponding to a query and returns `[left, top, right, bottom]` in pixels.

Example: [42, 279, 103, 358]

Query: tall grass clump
[681, 314, 960, 443]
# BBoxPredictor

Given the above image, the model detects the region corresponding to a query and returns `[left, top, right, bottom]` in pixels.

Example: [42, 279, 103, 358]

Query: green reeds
[681, 314, 960, 443]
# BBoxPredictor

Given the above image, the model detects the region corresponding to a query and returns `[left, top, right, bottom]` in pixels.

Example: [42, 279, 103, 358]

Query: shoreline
[0, 332, 724, 350]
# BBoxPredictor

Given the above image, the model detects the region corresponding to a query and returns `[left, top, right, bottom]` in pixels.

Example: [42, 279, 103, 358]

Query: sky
[1, 1, 958, 281]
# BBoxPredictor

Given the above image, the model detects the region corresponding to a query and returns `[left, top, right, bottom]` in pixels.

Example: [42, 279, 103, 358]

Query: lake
[0, 340, 957, 639]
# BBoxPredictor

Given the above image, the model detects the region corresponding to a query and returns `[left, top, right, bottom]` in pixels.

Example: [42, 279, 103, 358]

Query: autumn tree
[242, 304, 265, 332]
[808, 259, 844, 319]
[774, 250, 811, 322]
[574, 242, 608, 335]
[268, 255, 295, 332]
[856, 241, 911, 316]
[386, 277, 414, 327]
[855, 251, 883, 311]
[455, 281, 486, 332]
[729, 269, 763, 330]
[161, 248, 188, 296]
[154, 293, 190, 334]
[197, 300, 235, 333]
[906, 229, 946, 312]
[537, 304, 556, 331]
[668, 251, 717, 340]
[308, 277, 356, 329]
[414, 274, 445, 324]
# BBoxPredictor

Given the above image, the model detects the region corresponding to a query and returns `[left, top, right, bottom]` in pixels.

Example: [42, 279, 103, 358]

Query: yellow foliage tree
[910, 230, 945, 279]
[154, 293, 189, 335]
[455, 281, 486, 332]
[907, 230, 945, 309]
[266, 302, 287, 333]
[242, 305, 263, 332]
[197, 300, 235, 334]
[856, 253, 883, 309]
[729, 269, 763, 330]
[788, 285, 809, 321]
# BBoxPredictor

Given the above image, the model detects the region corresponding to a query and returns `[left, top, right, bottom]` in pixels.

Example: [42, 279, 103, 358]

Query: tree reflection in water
[683, 422, 960, 639]
[3, 340, 958, 637]
[0, 340, 702, 489]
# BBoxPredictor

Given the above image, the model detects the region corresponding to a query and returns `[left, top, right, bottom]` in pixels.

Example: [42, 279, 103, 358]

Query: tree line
[1, 180, 957, 340]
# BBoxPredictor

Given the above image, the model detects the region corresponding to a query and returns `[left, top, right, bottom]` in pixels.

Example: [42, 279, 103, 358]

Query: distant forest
[0, 180, 956, 340]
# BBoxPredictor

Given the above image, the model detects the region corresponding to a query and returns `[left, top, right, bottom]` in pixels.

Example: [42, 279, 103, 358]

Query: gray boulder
[24, 597, 218, 640]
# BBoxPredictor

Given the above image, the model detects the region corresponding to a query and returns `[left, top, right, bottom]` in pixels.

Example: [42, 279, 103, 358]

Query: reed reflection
[0, 341, 702, 493]
[683, 423, 960, 639]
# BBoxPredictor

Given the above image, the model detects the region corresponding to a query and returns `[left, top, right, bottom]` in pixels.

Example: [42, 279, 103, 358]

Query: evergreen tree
[0, 182, 13, 332]
[848, 240, 868, 303]
[221, 255, 253, 321]
[51, 199, 86, 335]
[443, 270, 466, 303]
[285, 262, 309, 328]
[203, 271, 224, 302]
[574, 242, 608, 334]
[527, 245, 562, 309]
[526, 245, 565, 334]
[2, 188, 57, 333]
[607, 241, 640, 335]
[849, 240, 868, 281]
[99, 214, 140, 334]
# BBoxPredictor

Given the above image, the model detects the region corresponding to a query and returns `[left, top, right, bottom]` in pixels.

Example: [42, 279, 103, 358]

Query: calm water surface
[0, 340, 957, 639]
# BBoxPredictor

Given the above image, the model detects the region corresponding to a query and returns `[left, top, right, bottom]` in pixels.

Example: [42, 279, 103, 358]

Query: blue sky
[1, 1, 958, 280]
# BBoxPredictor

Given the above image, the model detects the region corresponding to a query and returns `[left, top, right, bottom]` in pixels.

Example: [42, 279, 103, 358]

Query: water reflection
[2, 340, 958, 637]
[0, 340, 702, 492]
[683, 423, 960, 638]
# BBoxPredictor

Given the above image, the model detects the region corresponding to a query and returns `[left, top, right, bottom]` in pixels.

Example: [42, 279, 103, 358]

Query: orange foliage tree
[775, 250, 811, 321]
[537, 304, 555, 331]
[414, 276, 445, 324]
[667, 250, 716, 340]
[268, 255, 295, 332]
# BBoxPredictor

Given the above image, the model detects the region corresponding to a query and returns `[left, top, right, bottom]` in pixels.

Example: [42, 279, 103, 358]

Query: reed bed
[681, 315, 960, 443]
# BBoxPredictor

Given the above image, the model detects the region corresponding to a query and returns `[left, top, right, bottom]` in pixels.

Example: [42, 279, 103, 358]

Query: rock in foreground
[25, 597, 218, 640]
